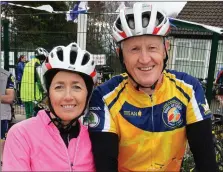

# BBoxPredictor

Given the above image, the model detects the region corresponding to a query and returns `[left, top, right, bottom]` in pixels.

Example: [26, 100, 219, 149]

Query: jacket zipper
[150, 95, 154, 132]
[67, 134, 73, 171]
[149, 95, 154, 171]
[60, 133, 72, 171]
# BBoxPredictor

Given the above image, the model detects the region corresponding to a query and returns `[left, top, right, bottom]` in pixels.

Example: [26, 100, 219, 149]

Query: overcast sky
[122, 1, 187, 16]
[149, 1, 187, 16]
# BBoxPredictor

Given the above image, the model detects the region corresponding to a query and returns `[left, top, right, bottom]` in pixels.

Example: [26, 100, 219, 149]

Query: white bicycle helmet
[112, 2, 170, 43]
[41, 42, 97, 130]
[35, 47, 49, 58]
[42, 42, 97, 91]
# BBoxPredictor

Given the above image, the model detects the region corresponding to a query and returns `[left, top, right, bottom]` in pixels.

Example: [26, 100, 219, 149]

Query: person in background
[88, 2, 217, 172]
[20, 48, 48, 119]
[15, 55, 26, 105]
[2, 42, 96, 171]
[214, 67, 223, 113]
[0, 67, 15, 164]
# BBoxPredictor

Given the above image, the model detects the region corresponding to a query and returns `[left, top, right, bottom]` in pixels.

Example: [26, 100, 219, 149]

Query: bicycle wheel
[215, 142, 223, 171]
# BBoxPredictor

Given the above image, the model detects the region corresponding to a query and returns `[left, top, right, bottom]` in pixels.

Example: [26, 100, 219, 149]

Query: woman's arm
[2, 125, 31, 171]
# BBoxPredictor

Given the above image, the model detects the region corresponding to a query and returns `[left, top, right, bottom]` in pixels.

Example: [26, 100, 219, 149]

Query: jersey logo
[162, 99, 183, 128]
[199, 99, 211, 115]
[89, 106, 101, 111]
[88, 112, 100, 128]
[124, 110, 142, 117]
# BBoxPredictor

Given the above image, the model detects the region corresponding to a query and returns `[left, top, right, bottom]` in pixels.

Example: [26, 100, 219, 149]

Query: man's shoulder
[165, 69, 198, 85]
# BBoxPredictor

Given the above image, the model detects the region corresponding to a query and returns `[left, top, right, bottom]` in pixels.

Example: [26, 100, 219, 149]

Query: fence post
[14, 32, 18, 68]
[3, 19, 10, 71]
[206, 33, 220, 105]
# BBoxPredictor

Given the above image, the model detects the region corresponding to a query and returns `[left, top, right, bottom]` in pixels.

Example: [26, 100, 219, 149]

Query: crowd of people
[1, 2, 222, 172]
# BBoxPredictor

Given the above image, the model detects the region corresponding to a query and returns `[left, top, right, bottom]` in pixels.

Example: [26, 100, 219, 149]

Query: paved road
[13, 114, 26, 123]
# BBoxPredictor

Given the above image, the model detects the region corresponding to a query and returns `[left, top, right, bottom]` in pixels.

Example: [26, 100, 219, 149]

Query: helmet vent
[70, 50, 77, 65]
[45, 57, 49, 63]
[157, 12, 164, 25]
[116, 18, 123, 31]
[142, 12, 151, 28]
[126, 14, 135, 29]
[91, 60, 94, 66]
[71, 44, 78, 48]
[81, 53, 90, 66]
[56, 47, 64, 62]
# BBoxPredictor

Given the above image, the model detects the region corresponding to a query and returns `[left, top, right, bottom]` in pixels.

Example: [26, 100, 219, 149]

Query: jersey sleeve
[88, 87, 117, 134]
[186, 78, 212, 125]
[6, 74, 15, 89]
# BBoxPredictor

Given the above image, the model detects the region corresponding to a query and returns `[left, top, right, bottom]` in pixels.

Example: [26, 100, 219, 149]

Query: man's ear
[165, 39, 170, 51]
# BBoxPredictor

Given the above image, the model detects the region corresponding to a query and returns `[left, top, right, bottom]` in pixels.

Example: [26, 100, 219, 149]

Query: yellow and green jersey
[88, 69, 212, 171]
[20, 58, 42, 102]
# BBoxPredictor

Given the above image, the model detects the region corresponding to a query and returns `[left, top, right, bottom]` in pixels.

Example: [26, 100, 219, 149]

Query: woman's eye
[55, 85, 63, 89]
[73, 85, 81, 90]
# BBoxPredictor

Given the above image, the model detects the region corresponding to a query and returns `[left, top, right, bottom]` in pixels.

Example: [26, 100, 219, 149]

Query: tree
[1, 1, 77, 51]
[87, 1, 122, 74]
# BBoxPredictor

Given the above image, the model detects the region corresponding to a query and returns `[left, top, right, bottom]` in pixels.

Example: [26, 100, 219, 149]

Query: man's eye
[131, 47, 140, 52]
[149, 46, 158, 50]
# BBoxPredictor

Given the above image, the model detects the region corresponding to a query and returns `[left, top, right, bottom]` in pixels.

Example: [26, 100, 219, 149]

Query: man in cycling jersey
[88, 2, 217, 172]
[1, 67, 15, 164]
[1, 67, 15, 140]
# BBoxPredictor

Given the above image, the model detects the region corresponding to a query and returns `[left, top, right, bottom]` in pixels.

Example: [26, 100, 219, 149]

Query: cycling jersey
[88, 69, 212, 171]
[0, 68, 15, 121]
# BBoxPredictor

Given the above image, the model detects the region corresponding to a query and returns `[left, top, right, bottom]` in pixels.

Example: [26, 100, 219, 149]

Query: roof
[170, 1, 223, 38]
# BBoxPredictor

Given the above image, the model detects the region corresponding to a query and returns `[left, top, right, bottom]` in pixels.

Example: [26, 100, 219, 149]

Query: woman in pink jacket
[2, 42, 97, 171]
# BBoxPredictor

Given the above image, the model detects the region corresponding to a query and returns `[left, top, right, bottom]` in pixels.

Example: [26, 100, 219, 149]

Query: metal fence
[1, 11, 223, 116]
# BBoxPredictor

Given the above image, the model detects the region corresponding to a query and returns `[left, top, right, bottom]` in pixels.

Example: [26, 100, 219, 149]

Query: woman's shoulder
[8, 111, 48, 137]
[8, 117, 39, 134]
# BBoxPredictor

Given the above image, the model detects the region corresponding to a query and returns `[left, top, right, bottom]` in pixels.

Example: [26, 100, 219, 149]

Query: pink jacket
[2, 110, 95, 171]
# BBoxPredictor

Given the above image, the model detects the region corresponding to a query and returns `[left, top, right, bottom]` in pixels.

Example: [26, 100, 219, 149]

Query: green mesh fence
[1, 12, 223, 117]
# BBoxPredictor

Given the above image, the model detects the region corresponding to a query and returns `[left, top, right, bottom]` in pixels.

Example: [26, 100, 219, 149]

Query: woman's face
[49, 71, 88, 124]
[21, 56, 26, 62]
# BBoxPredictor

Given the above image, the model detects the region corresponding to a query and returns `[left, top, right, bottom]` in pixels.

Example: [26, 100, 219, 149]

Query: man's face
[122, 35, 166, 87]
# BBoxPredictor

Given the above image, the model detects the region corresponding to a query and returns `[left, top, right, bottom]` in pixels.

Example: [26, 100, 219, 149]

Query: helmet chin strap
[125, 69, 159, 91]
[118, 39, 168, 91]
[47, 95, 88, 132]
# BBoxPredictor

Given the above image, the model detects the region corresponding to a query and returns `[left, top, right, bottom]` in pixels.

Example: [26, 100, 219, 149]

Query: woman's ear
[116, 47, 120, 56]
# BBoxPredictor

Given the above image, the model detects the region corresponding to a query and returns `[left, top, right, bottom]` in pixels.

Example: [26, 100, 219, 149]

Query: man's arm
[1, 89, 15, 104]
[186, 118, 218, 172]
[88, 87, 119, 171]
[1, 74, 15, 104]
[186, 76, 218, 171]
[89, 132, 119, 172]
